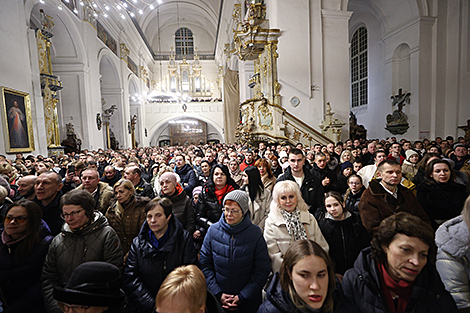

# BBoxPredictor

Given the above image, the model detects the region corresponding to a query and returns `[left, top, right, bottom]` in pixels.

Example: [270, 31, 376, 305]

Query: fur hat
[223, 190, 249, 215]
[53, 262, 125, 307]
[160, 172, 177, 185]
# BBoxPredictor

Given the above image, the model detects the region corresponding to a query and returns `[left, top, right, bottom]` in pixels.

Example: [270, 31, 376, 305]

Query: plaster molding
[382, 16, 436, 43]
[321, 9, 353, 19]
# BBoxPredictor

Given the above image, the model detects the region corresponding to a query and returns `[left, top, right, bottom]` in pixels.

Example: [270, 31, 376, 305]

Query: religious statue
[349, 112, 367, 140]
[385, 88, 410, 135]
[39, 9, 55, 32]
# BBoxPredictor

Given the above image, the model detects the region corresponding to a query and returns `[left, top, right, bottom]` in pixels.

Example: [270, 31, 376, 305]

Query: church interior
[0, 0, 469, 155]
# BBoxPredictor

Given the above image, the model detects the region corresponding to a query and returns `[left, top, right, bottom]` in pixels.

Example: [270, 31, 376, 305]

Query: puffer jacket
[200, 213, 271, 313]
[42, 211, 123, 313]
[402, 160, 419, 181]
[340, 248, 458, 313]
[123, 215, 198, 313]
[435, 215, 470, 310]
[106, 195, 149, 256]
[344, 186, 365, 222]
[175, 163, 197, 195]
[318, 212, 370, 275]
[0, 222, 52, 313]
[161, 184, 195, 234]
[75, 181, 115, 214]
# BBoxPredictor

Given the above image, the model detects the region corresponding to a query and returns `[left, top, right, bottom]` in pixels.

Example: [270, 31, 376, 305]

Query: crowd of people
[0, 134, 469, 313]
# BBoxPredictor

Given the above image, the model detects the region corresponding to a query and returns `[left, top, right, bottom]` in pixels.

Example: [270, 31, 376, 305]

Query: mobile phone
[67, 164, 75, 174]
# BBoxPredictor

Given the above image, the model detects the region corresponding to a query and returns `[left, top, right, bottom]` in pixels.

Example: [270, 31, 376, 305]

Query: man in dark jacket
[358, 159, 431, 234]
[310, 152, 340, 193]
[124, 197, 198, 313]
[174, 155, 197, 195]
[100, 165, 122, 187]
[33, 171, 63, 236]
[124, 165, 155, 199]
[276, 149, 324, 216]
[200, 190, 270, 313]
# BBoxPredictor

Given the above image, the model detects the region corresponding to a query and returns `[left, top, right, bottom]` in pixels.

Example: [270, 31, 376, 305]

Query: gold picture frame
[1, 87, 35, 153]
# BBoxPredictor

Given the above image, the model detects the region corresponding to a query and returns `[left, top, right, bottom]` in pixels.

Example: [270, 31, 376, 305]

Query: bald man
[17, 175, 37, 200]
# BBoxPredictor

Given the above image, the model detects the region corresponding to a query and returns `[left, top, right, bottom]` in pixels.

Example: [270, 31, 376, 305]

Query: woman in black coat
[318, 192, 370, 275]
[417, 159, 468, 229]
[0, 200, 53, 313]
[343, 174, 365, 222]
[124, 197, 198, 313]
[194, 164, 239, 239]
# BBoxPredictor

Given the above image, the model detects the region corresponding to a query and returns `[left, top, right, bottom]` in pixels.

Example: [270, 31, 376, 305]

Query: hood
[219, 211, 252, 235]
[137, 214, 184, 255]
[435, 215, 470, 260]
[61, 211, 108, 235]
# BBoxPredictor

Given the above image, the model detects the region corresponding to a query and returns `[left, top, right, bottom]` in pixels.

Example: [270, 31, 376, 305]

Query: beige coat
[247, 188, 272, 232]
[264, 208, 329, 273]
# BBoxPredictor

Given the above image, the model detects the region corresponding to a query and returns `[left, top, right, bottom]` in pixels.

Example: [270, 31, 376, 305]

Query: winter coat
[339, 247, 458, 313]
[161, 184, 195, 234]
[42, 211, 123, 313]
[412, 167, 426, 187]
[135, 178, 155, 199]
[344, 186, 365, 222]
[0, 222, 52, 313]
[75, 181, 115, 214]
[416, 181, 468, 229]
[100, 170, 122, 189]
[311, 163, 340, 193]
[262, 175, 277, 193]
[195, 182, 239, 231]
[106, 195, 149, 256]
[123, 215, 198, 313]
[358, 179, 431, 234]
[272, 166, 282, 179]
[246, 188, 272, 232]
[230, 170, 244, 187]
[264, 207, 329, 273]
[175, 163, 198, 195]
[200, 213, 271, 313]
[276, 166, 324, 215]
[402, 160, 419, 181]
[435, 215, 470, 310]
[33, 192, 63, 236]
[318, 212, 370, 275]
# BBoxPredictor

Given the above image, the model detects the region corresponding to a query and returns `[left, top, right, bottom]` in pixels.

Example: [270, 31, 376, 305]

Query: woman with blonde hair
[339, 150, 352, 164]
[264, 180, 328, 273]
[435, 195, 470, 311]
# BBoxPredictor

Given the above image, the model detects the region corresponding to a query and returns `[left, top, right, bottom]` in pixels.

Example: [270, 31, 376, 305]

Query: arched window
[351, 27, 367, 107]
[175, 28, 194, 56]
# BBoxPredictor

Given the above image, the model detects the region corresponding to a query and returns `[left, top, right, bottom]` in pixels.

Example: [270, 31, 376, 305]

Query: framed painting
[1, 87, 35, 153]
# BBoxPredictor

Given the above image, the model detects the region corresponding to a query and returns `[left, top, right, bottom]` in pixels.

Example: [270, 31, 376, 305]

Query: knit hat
[223, 190, 249, 215]
[160, 172, 177, 185]
[341, 161, 353, 172]
[454, 143, 465, 149]
[279, 151, 288, 159]
[192, 186, 203, 197]
[405, 149, 418, 161]
[53, 262, 125, 307]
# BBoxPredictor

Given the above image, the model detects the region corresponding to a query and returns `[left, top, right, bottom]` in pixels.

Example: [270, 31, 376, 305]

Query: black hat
[54, 262, 125, 307]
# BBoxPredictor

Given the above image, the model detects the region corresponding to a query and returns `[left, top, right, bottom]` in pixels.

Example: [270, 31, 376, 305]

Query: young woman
[0, 200, 53, 313]
[417, 159, 468, 229]
[264, 181, 328, 273]
[343, 174, 365, 221]
[241, 166, 272, 231]
[259, 240, 341, 313]
[340, 212, 458, 313]
[268, 155, 282, 178]
[412, 152, 440, 186]
[339, 150, 352, 164]
[318, 192, 370, 275]
[197, 160, 212, 187]
[254, 158, 277, 193]
[402, 150, 420, 181]
[228, 158, 244, 187]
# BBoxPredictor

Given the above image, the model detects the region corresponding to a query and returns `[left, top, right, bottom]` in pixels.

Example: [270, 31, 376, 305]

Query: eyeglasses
[58, 302, 90, 312]
[60, 209, 84, 220]
[4, 215, 28, 224]
[224, 208, 241, 215]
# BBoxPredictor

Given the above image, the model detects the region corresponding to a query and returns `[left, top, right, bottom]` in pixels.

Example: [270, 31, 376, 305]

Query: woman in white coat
[264, 180, 329, 273]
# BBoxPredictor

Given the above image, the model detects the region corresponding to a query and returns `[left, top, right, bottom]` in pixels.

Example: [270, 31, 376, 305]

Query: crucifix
[458, 119, 470, 141]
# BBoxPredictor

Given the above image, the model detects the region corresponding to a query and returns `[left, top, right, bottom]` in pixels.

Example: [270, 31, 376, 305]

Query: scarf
[378, 262, 413, 313]
[149, 223, 171, 250]
[230, 168, 240, 177]
[214, 184, 235, 203]
[1, 231, 26, 246]
[282, 208, 307, 241]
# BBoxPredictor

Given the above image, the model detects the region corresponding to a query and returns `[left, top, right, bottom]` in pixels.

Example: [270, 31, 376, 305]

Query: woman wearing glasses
[200, 190, 270, 313]
[0, 200, 52, 313]
[42, 189, 123, 313]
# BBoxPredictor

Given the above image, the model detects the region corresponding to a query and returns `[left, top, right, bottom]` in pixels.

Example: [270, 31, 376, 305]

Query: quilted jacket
[123, 215, 198, 313]
[42, 211, 123, 313]
[435, 215, 470, 310]
[200, 213, 271, 313]
[175, 163, 198, 195]
[106, 195, 149, 256]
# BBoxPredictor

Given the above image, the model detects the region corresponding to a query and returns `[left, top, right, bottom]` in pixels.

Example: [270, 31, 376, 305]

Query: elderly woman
[106, 179, 150, 256]
[259, 240, 341, 313]
[340, 212, 458, 313]
[200, 190, 270, 313]
[42, 189, 123, 313]
[124, 197, 198, 313]
[417, 159, 468, 229]
[264, 180, 329, 273]
[435, 195, 470, 311]
[0, 200, 52, 313]
[255, 158, 277, 193]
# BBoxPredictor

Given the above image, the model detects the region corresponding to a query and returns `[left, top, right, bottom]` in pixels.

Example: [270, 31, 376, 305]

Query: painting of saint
[8, 99, 29, 148]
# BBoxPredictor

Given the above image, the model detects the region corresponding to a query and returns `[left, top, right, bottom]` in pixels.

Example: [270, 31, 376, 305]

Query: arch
[392, 43, 411, 93]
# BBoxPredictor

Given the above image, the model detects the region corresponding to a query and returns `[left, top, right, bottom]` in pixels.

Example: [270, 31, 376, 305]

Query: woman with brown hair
[259, 240, 340, 313]
[255, 158, 276, 193]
